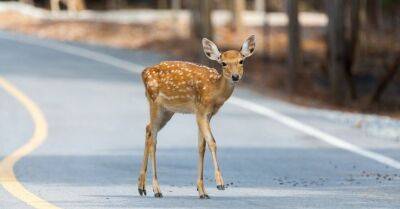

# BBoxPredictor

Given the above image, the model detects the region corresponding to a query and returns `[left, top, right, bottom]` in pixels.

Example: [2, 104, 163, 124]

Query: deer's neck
[214, 75, 235, 102]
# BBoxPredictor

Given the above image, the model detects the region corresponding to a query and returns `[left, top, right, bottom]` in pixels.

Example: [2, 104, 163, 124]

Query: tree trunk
[370, 55, 400, 103]
[344, 0, 360, 99]
[158, 0, 168, 9]
[231, 0, 245, 32]
[191, 0, 213, 63]
[171, 0, 181, 23]
[50, 0, 60, 11]
[254, 0, 266, 56]
[365, 0, 379, 28]
[286, 0, 301, 92]
[327, 0, 347, 104]
[255, 0, 265, 12]
[172, 0, 181, 10]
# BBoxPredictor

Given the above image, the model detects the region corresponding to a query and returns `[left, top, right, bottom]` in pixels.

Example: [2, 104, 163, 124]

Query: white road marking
[1, 34, 399, 169]
[0, 33, 142, 73]
[229, 98, 400, 169]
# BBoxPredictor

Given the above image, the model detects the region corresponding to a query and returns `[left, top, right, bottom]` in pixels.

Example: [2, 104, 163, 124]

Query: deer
[138, 35, 255, 199]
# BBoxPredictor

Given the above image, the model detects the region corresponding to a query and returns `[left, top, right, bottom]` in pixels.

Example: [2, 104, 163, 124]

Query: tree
[230, 0, 246, 32]
[370, 55, 400, 103]
[158, 0, 168, 9]
[256, 0, 266, 57]
[286, 0, 301, 92]
[171, 0, 181, 22]
[172, 0, 181, 10]
[365, 0, 379, 28]
[344, 0, 360, 99]
[327, 0, 347, 104]
[255, 0, 265, 12]
[191, 0, 213, 63]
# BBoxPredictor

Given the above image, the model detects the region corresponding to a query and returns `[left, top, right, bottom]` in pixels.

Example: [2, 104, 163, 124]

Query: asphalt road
[1, 31, 400, 209]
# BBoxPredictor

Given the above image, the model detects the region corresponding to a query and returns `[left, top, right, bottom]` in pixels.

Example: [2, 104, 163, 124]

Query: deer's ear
[202, 38, 221, 61]
[240, 35, 256, 58]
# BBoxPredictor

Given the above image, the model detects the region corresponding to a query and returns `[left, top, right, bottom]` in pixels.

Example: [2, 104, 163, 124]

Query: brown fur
[138, 36, 255, 198]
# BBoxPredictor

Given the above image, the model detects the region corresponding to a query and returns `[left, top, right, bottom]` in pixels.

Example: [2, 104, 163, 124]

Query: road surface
[1, 31, 400, 209]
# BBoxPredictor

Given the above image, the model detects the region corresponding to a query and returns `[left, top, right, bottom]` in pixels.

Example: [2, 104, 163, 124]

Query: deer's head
[202, 35, 255, 84]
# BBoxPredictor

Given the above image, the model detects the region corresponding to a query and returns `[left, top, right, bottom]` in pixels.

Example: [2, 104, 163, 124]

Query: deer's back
[142, 61, 221, 113]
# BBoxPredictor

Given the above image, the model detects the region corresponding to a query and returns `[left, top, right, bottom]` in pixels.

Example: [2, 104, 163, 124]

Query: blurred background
[0, 0, 399, 117]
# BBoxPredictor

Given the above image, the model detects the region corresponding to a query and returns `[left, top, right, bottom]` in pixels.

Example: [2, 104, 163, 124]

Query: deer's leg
[148, 125, 161, 197]
[138, 124, 151, 196]
[138, 102, 173, 197]
[149, 105, 174, 198]
[197, 130, 209, 199]
[196, 114, 225, 190]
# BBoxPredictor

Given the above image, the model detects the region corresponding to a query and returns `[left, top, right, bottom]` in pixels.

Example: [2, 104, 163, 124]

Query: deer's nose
[232, 74, 240, 82]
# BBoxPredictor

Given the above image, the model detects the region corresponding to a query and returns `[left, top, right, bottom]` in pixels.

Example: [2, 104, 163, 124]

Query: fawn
[138, 35, 255, 199]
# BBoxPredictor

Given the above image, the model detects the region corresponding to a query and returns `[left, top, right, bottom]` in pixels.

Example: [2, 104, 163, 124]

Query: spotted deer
[138, 35, 255, 199]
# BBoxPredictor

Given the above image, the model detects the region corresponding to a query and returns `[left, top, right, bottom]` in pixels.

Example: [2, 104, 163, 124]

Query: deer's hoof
[138, 188, 147, 196]
[199, 194, 210, 199]
[217, 185, 225, 190]
[154, 193, 163, 198]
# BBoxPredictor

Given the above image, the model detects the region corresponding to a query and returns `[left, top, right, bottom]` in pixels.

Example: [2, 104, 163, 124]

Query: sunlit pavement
[1, 31, 399, 209]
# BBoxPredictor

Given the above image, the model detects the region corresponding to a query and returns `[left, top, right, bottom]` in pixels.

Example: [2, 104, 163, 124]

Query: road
[0, 31, 400, 209]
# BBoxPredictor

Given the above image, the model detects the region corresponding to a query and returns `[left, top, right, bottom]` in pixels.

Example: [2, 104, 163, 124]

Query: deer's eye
[239, 60, 244, 64]
[222, 62, 227, 66]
